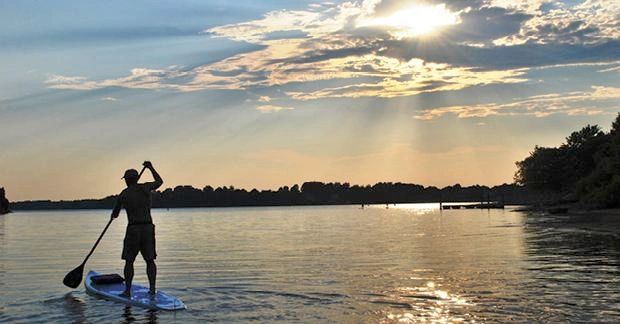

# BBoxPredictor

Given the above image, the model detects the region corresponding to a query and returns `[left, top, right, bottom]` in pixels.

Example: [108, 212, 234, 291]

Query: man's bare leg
[146, 260, 157, 295]
[120, 260, 134, 297]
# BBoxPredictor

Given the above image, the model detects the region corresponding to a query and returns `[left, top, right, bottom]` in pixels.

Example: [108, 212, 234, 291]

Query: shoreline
[8, 203, 620, 216]
[9, 201, 519, 212]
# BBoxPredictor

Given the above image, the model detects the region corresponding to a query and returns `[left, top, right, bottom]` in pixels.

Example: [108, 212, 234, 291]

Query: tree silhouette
[517, 113, 620, 208]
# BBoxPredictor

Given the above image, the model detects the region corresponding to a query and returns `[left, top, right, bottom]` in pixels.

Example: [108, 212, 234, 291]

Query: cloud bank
[46, 0, 620, 115]
[413, 86, 620, 120]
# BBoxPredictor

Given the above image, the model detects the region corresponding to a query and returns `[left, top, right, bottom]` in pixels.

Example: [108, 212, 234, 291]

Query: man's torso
[119, 184, 153, 225]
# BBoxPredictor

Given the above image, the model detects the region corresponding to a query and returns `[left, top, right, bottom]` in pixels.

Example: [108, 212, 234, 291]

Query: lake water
[1, 205, 619, 322]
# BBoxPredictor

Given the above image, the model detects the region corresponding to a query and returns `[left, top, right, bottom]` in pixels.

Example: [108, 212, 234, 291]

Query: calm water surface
[1, 205, 619, 322]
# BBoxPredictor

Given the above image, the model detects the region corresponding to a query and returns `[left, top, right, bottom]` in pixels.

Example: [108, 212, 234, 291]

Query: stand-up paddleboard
[85, 271, 186, 311]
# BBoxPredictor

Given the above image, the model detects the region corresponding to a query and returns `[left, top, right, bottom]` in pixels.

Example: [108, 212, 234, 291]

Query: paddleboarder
[111, 161, 163, 298]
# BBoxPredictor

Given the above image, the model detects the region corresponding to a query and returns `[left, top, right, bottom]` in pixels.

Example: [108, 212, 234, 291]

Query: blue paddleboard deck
[85, 270, 186, 311]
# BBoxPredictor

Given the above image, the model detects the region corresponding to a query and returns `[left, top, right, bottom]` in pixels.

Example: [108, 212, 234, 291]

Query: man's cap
[122, 169, 139, 180]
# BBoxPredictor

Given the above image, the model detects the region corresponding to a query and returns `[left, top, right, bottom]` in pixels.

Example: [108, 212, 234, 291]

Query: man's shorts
[122, 224, 157, 261]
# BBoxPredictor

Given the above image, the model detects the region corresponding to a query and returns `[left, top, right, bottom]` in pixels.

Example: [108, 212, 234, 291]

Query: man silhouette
[111, 161, 163, 297]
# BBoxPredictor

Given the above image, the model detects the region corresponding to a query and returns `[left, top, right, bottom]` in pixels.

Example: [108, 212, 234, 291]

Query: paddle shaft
[80, 166, 147, 266]
[81, 217, 113, 266]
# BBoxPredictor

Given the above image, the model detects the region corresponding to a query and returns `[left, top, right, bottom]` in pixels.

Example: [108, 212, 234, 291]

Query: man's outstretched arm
[111, 195, 122, 220]
[143, 161, 163, 190]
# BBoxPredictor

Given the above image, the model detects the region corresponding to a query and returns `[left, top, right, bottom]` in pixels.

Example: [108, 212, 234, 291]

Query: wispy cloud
[285, 56, 527, 100]
[493, 0, 620, 45]
[413, 86, 620, 120]
[45, 75, 96, 90]
[46, 68, 189, 91]
[257, 96, 272, 103]
[256, 104, 294, 113]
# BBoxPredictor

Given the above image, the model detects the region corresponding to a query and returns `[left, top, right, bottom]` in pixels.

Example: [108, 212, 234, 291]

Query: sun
[357, 4, 460, 38]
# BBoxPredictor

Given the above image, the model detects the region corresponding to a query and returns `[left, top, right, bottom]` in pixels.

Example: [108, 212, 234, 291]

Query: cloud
[413, 86, 620, 120]
[257, 96, 272, 103]
[256, 104, 294, 113]
[599, 65, 620, 73]
[286, 55, 527, 99]
[493, 0, 620, 45]
[370, 38, 620, 70]
[45, 75, 96, 90]
[46, 68, 190, 91]
[45, 0, 620, 102]
[488, 0, 550, 14]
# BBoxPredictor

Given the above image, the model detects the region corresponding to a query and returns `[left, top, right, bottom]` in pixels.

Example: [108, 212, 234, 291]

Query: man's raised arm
[143, 161, 163, 190]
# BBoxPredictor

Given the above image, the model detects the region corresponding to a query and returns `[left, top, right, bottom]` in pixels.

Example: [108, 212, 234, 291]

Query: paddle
[63, 166, 146, 288]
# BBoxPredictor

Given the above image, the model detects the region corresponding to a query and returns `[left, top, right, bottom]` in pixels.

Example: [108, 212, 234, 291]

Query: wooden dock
[441, 202, 504, 210]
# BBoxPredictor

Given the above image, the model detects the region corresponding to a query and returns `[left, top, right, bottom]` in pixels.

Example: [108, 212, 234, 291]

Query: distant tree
[515, 123, 610, 200]
[577, 114, 620, 207]
[0, 187, 10, 213]
[11, 180, 538, 210]
[612, 114, 620, 136]
[515, 146, 566, 192]
[560, 125, 607, 190]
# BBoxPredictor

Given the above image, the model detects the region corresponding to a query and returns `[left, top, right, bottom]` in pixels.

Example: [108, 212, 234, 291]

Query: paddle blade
[63, 264, 84, 288]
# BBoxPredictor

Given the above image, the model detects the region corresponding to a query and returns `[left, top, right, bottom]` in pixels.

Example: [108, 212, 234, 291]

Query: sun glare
[358, 4, 460, 38]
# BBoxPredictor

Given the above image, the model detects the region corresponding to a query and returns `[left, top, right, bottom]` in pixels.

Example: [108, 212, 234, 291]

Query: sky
[1, 0, 619, 201]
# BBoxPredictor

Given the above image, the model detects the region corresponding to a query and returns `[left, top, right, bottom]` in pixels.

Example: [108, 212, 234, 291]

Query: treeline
[515, 113, 620, 208]
[12, 182, 535, 210]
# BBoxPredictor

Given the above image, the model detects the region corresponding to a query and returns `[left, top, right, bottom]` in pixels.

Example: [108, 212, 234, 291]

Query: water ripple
[1, 207, 619, 322]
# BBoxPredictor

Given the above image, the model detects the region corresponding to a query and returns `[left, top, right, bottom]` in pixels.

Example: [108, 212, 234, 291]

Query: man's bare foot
[119, 290, 131, 298]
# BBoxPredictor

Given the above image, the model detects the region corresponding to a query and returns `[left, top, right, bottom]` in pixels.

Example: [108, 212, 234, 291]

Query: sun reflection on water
[364, 203, 440, 215]
[380, 281, 474, 323]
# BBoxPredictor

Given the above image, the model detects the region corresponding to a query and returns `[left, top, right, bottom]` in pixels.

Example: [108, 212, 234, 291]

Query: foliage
[516, 113, 620, 207]
[515, 146, 566, 192]
[12, 182, 535, 210]
[576, 114, 620, 207]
